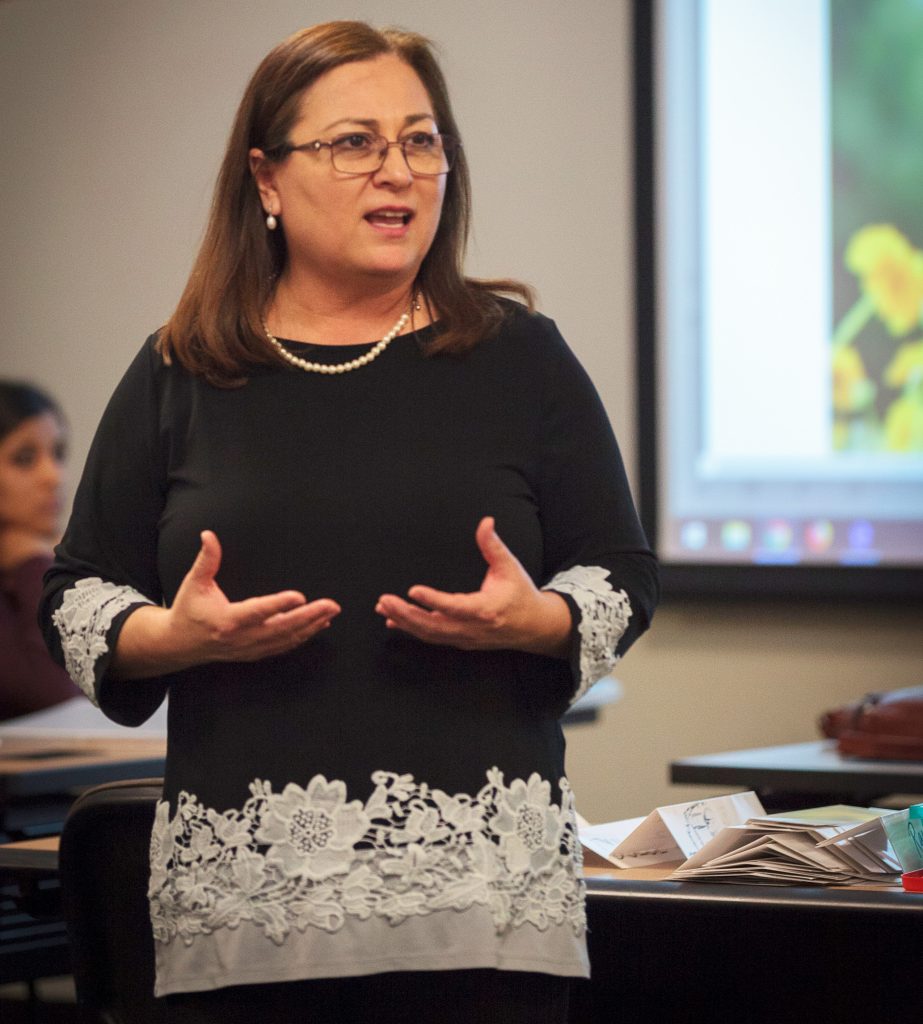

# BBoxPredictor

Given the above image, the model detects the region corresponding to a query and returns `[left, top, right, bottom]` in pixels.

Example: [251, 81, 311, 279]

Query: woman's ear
[248, 148, 278, 213]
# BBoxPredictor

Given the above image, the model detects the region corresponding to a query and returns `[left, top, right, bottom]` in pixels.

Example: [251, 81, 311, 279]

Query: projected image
[645, 0, 923, 586]
[831, 0, 923, 454]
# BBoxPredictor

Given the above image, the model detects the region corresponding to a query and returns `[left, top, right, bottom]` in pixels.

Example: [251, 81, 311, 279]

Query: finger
[266, 616, 335, 653]
[239, 622, 332, 660]
[238, 602, 340, 658]
[381, 605, 450, 642]
[189, 529, 222, 583]
[232, 589, 312, 628]
[376, 594, 427, 624]
[474, 516, 515, 568]
[376, 595, 473, 644]
[265, 599, 341, 629]
[402, 586, 482, 620]
[377, 593, 458, 622]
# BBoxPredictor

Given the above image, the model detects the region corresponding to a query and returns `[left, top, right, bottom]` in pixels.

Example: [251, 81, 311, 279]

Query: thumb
[189, 529, 222, 583]
[475, 516, 513, 568]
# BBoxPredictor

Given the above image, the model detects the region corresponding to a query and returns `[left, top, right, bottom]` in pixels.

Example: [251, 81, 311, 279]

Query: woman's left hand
[375, 517, 572, 657]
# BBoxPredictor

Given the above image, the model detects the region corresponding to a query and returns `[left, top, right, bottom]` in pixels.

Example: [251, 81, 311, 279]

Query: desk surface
[0, 834, 59, 873]
[0, 735, 166, 800]
[3, 836, 916, 905]
[581, 862, 920, 909]
[670, 738, 923, 797]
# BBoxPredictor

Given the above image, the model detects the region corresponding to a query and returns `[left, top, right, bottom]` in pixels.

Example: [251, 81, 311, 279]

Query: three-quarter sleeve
[535, 319, 659, 704]
[39, 338, 169, 726]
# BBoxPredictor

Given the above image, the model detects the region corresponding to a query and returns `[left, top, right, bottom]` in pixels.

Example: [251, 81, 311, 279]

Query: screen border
[632, 0, 923, 604]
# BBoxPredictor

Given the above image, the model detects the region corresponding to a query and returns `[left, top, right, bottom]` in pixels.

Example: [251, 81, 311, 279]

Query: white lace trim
[149, 769, 586, 949]
[543, 565, 631, 703]
[51, 577, 152, 703]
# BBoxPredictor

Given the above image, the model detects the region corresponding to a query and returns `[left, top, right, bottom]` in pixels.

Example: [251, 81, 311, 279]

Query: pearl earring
[266, 212, 278, 230]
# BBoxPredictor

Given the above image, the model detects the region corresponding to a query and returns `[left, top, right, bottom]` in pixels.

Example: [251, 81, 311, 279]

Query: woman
[41, 21, 658, 1023]
[0, 381, 80, 721]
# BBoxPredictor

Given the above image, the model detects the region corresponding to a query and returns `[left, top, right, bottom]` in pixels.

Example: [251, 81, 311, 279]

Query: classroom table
[670, 738, 923, 809]
[2, 838, 919, 1022]
[0, 735, 167, 840]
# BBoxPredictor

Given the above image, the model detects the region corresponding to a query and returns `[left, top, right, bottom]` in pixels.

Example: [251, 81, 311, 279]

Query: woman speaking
[41, 21, 658, 1023]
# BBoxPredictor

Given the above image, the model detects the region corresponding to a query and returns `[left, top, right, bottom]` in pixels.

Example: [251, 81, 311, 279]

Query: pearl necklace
[262, 309, 411, 375]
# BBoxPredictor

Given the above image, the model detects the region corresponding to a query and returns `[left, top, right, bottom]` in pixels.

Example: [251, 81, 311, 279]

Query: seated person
[0, 380, 82, 720]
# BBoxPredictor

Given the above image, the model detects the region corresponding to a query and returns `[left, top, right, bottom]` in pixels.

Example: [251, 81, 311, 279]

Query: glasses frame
[270, 131, 460, 176]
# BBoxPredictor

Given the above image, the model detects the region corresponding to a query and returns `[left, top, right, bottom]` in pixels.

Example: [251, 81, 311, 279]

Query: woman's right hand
[112, 530, 340, 678]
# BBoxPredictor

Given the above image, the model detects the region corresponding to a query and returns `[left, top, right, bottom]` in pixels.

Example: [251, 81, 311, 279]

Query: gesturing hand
[375, 517, 571, 658]
[113, 530, 341, 678]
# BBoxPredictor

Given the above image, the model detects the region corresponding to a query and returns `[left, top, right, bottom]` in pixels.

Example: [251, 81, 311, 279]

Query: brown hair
[158, 21, 533, 387]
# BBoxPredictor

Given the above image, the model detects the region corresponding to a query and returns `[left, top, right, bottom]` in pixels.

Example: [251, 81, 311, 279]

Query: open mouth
[365, 209, 412, 228]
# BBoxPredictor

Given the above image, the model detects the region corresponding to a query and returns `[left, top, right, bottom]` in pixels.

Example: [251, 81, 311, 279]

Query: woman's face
[0, 412, 67, 538]
[254, 54, 447, 291]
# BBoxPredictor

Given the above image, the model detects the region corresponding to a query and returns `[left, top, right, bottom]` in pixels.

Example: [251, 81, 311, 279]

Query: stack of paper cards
[580, 797, 904, 885]
[669, 805, 901, 886]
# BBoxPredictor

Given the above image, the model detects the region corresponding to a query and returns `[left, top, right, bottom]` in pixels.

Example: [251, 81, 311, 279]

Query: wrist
[520, 590, 572, 658]
[112, 604, 194, 679]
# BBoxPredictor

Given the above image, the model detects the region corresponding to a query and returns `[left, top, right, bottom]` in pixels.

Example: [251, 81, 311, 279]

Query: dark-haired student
[0, 380, 80, 721]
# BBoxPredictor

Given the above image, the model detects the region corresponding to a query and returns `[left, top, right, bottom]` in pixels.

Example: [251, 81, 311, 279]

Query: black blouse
[42, 302, 657, 808]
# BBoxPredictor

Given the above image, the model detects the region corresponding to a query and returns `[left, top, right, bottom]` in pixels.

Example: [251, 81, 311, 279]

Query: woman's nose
[373, 143, 413, 186]
[38, 453, 63, 487]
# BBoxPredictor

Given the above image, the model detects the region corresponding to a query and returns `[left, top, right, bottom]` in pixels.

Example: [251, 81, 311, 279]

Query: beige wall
[2, 0, 920, 823]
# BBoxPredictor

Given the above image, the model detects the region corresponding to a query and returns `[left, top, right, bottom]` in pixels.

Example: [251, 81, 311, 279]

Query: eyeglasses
[273, 131, 460, 176]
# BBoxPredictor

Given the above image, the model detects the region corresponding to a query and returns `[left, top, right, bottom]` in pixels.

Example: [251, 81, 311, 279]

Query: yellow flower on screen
[845, 225, 923, 336]
[883, 339, 923, 389]
[884, 393, 923, 451]
[832, 345, 874, 413]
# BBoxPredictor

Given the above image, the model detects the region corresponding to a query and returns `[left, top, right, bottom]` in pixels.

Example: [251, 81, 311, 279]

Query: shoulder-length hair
[158, 21, 533, 387]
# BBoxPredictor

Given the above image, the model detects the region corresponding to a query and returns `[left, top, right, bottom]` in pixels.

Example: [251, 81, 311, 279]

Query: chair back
[58, 777, 166, 1024]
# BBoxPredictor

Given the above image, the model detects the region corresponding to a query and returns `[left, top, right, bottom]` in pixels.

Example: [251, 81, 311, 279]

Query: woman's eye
[10, 446, 37, 469]
[335, 133, 373, 151]
[404, 132, 436, 149]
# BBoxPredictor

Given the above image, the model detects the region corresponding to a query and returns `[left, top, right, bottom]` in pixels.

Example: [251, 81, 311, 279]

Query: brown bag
[818, 686, 923, 761]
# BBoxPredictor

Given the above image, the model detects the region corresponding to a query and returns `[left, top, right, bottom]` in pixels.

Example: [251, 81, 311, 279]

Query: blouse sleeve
[535, 317, 660, 705]
[39, 338, 170, 726]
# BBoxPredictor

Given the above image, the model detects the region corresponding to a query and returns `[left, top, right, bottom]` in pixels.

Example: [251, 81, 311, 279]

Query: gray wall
[2, 0, 920, 823]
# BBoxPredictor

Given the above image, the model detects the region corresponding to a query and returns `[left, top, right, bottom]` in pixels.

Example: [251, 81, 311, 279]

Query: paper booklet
[580, 797, 902, 885]
[579, 791, 766, 868]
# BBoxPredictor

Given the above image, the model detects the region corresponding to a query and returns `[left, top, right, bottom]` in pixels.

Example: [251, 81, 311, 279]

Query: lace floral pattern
[149, 769, 585, 948]
[544, 565, 631, 702]
[51, 577, 152, 702]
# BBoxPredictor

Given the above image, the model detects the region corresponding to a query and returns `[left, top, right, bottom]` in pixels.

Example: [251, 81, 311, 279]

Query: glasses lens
[330, 133, 381, 173]
[403, 134, 454, 175]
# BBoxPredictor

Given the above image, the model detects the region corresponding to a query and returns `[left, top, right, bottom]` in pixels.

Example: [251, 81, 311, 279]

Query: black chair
[58, 778, 167, 1024]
